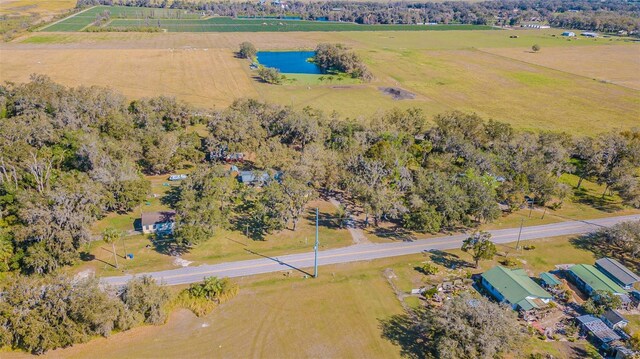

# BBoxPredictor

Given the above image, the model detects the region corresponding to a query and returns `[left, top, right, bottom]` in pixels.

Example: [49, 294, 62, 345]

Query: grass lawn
[627, 315, 640, 335]
[25, 258, 407, 359]
[76, 198, 353, 277]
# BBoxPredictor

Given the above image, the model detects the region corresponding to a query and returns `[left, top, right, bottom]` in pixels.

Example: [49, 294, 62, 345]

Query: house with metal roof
[595, 257, 640, 290]
[568, 264, 627, 296]
[576, 315, 621, 349]
[480, 266, 553, 311]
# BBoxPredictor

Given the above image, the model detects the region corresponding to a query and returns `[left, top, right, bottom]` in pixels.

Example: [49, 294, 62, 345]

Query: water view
[256, 51, 322, 74]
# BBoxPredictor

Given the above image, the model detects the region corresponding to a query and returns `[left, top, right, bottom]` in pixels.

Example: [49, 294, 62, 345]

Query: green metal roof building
[481, 266, 553, 311]
[568, 264, 626, 296]
[540, 272, 562, 287]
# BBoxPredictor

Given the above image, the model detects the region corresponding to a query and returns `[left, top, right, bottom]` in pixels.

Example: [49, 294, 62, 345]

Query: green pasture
[41, 5, 494, 32]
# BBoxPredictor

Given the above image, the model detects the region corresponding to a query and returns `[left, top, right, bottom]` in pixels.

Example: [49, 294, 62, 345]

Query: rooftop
[595, 257, 640, 287]
[540, 272, 562, 287]
[602, 309, 627, 326]
[576, 315, 621, 343]
[141, 211, 176, 227]
[481, 266, 552, 310]
[569, 264, 627, 294]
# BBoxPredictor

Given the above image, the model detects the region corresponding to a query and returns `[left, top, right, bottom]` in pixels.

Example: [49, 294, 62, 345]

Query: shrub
[417, 261, 439, 275]
[176, 277, 239, 316]
[121, 276, 171, 325]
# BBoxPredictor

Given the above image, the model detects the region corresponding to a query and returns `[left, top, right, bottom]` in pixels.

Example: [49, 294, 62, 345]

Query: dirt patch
[379, 86, 416, 100]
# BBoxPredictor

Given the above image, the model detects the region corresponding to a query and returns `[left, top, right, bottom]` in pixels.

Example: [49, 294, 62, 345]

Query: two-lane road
[101, 214, 640, 286]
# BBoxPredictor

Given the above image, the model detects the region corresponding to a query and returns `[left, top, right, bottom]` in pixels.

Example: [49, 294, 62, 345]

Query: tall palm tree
[102, 227, 122, 268]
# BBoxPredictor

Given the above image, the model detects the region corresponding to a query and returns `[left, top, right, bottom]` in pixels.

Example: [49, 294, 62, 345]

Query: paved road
[101, 214, 640, 286]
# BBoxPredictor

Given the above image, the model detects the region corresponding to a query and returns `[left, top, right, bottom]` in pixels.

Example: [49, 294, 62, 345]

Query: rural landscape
[0, 0, 639, 358]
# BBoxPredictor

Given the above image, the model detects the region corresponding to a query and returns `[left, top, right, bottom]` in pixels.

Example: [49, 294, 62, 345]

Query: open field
[2, 29, 638, 134]
[0, 0, 74, 17]
[483, 44, 640, 90]
[7, 235, 605, 359]
[42, 5, 494, 33]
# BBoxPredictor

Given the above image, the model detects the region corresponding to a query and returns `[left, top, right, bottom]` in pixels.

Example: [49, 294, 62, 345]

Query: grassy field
[42, 5, 494, 33]
[0, 0, 75, 17]
[8, 234, 606, 359]
[484, 44, 640, 90]
[3, 29, 636, 135]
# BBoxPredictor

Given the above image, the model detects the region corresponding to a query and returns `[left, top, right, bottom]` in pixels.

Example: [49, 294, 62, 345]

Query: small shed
[602, 309, 628, 330]
[581, 32, 598, 38]
[540, 272, 562, 288]
[561, 31, 576, 37]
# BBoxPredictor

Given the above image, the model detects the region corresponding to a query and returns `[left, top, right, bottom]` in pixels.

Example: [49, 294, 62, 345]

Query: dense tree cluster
[0, 75, 201, 274]
[257, 66, 283, 85]
[1, 78, 639, 273]
[0, 274, 169, 354]
[381, 292, 525, 358]
[77, 0, 640, 33]
[314, 43, 372, 81]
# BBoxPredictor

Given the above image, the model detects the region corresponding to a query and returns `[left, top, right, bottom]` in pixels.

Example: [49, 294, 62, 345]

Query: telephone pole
[515, 218, 524, 251]
[314, 207, 319, 278]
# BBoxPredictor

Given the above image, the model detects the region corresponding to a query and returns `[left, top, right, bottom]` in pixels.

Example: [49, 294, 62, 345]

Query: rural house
[238, 171, 270, 186]
[568, 264, 627, 296]
[595, 257, 640, 290]
[576, 315, 621, 349]
[480, 266, 553, 311]
[141, 211, 176, 234]
[601, 309, 629, 331]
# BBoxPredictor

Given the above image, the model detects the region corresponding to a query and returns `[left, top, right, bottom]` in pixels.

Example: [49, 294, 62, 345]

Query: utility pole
[515, 218, 524, 251]
[121, 234, 127, 260]
[314, 207, 319, 278]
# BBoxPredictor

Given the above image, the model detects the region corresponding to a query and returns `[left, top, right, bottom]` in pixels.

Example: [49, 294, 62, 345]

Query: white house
[141, 211, 176, 234]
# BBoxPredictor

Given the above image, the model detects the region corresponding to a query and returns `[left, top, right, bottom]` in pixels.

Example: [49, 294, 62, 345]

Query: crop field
[2, 29, 639, 135]
[41, 5, 493, 32]
[109, 17, 493, 33]
[41, 5, 202, 31]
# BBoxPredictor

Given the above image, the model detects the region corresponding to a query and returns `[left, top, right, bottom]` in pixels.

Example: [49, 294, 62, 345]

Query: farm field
[5, 235, 603, 359]
[41, 5, 494, 33]
[483, 44, 640, 90]
[2, 29, 639, 134]
[0, 0, 74, 17]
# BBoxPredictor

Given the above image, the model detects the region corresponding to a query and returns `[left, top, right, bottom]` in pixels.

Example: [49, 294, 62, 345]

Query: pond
[256, 51, 321, 74]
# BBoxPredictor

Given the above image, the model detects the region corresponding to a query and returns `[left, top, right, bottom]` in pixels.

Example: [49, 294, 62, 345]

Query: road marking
[104, 215, 640, 285]
[152, 223, 593, 281]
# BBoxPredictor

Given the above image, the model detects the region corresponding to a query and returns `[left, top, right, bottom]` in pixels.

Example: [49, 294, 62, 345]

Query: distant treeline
[75, 0, 640, 33]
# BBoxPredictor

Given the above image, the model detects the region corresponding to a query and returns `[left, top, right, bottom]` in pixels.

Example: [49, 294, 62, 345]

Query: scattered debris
[379, 86, 416, 100]
[173, 257, 193, 267]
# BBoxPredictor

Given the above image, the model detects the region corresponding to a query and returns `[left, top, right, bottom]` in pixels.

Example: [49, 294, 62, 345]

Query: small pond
[256, 51, 321, 74]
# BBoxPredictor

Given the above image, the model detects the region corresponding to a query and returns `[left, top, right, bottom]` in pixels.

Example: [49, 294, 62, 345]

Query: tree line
[1, 77, 639, 275]
[77, 0, 640, 33]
